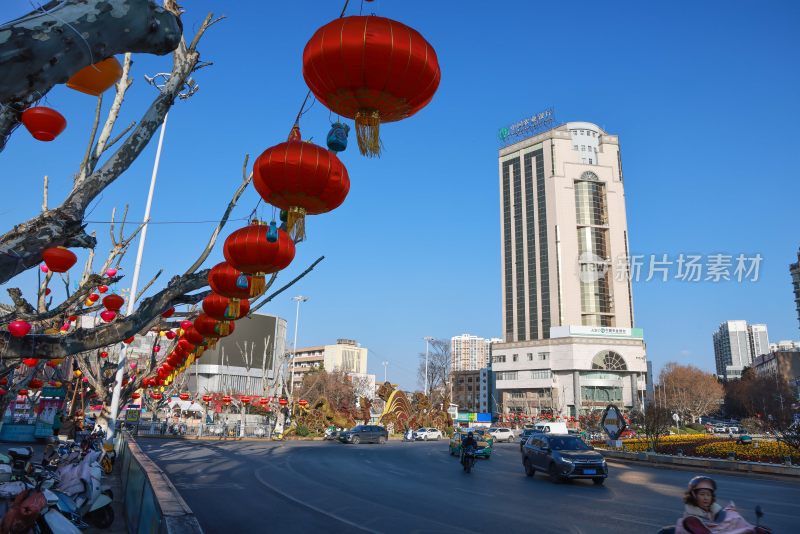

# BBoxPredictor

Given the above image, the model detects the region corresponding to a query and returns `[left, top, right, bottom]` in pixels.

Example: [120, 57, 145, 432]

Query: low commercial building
[752, 350, 800, 399]
[289, 339, 375, 398]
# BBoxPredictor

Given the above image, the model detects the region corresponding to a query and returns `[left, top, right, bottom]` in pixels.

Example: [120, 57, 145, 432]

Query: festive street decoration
[20, 106, 67, 141]
[302, 16, 440, 157]
[179, 393, 190, 401]
[202, 293, 250, 321]
[102, 294, 124, 311]
[42, 247, 77, 272]
[97, 285, 108, 293]
[66, 57, 123, 96]
[100, 310, 116, 322]
[208, 261, 254, 314]
[252, 126, 350, 240]
[161, 307, 175, 318]
[193, 313, 235, 338]
[223, 221, 295, 296]
[99, 351, 108, 359]
[326, 122, 350, 152]
[8, 321, 31, 338]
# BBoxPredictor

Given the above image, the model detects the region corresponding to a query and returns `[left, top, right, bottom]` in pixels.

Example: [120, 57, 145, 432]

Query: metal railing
[131, 421, 273, 439]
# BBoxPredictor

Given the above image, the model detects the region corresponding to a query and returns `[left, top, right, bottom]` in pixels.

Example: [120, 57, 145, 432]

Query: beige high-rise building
[451, 334, 502, 372]
[493, 120, 648, 418]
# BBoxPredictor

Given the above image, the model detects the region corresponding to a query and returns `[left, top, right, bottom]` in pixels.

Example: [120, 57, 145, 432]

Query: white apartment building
[289, 339, 372, 396]
[451, 334, 502, 372]
[494, 120, 648, 417]
[712, 320, 770, 380]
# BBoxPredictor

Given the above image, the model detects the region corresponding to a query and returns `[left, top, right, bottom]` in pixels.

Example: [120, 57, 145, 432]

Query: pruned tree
[660, 362, 724, 423]
[416, 338, 452, 404]
[641, 404, 672, 452]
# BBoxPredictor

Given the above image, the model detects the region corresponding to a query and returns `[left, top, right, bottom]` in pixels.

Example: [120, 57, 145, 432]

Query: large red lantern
[208, 262, 255, 314]
[252, 129, 349, 240]
[202, 293, 250, 321]
[102, 294, 124, 311]
[193, 313, 235, 338]
[182, 327, 206, 346]
[20, 106, 67, 141]
[223, 221, 295, 296]
[303, 16, 440, 157]
[42, 247, 77, 273]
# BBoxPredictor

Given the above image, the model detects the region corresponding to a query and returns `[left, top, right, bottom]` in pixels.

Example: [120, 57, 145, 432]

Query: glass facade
[581, 386, 622, 402]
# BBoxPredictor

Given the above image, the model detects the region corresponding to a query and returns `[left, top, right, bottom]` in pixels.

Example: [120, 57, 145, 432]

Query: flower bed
[595, 434, 799, 464]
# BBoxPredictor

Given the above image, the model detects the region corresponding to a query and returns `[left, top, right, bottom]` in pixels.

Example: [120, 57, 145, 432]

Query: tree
[416, 338, 451, 405]
[298, 369, 357, 414]
[659, 362, 724, 423]
[641, 404, 672, 452]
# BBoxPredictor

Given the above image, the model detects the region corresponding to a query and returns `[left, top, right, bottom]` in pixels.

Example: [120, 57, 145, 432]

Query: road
[139, 438, 800, 533]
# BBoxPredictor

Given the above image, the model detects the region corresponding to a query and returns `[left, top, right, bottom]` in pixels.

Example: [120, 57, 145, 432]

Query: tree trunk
[0, 0, 182, 105]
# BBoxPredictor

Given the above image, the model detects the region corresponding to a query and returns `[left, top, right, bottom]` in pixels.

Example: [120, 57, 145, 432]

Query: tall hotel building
[491, 121, 649, 418]
[451, 334, 502, 372]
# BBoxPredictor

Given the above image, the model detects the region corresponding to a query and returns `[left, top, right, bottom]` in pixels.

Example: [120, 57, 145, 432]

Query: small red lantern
[102, 294, 124, 311]
[180, 320, 193, 330]
[223, 221, 295, 296]
[8, 321, 31, 338]
[97, 285, 109, 294]
[66, 57, 123, 96]
[151, 392, 162, 400]
[28, 379, 43, 389]
[298, 399, 308, 407]
[88, 293, 100, 303]
[0, 378, 7, 386]
[22, 358, 39, 367]
[161, 307, 175, 318]
[20, 106, 67, 141]
[202, 293, 250, 321]
[68, 315, 78, 322]
[165, 330, 177, 340]
[42, 247, 78, 273]
[106, 268, 118, 277]
[240, 396, 251, 405]
[100, 310, 116, 322]
[0, 389, 6, 396]
[131, 392, 141, 400]
[302, 16, 440, 157]
[252, 130, 349, 240]
[259, 398, 269, 406]
[208, 262, 254, 309]
[124, 336, 135, 344]
[222, 395, 232, 404]
[100, 351, 108, 359]
[278, 398, 288, 406]
[179, 393, 190, 401]
[18, 389, 29, 397]
[202, 394, 212, 403]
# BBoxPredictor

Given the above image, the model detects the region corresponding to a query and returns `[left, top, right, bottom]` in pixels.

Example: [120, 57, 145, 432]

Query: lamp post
[424, 336, 434, 396]
[288, 296, 308, 399]
[382, 361, 388, 383]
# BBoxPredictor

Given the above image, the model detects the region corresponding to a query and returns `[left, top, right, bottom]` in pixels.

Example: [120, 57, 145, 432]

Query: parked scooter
[53, 450, 114, 528]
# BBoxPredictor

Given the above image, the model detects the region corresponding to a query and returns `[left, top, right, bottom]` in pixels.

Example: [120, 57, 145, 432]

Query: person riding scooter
[460, 432, 478, 466]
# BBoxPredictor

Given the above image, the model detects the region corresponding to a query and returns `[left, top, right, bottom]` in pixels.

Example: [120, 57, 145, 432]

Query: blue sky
[2, 1, 799, 390]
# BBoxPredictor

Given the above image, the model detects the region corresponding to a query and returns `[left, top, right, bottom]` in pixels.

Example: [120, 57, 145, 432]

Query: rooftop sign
[498, 107, 556, 146]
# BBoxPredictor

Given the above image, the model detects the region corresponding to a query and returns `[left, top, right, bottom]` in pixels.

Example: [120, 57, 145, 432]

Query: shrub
[686, 423, 706, 432]
[296, 425, 310, 437]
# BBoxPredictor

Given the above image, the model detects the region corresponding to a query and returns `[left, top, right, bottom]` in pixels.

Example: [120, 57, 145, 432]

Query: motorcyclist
[460, 431, 478, 465]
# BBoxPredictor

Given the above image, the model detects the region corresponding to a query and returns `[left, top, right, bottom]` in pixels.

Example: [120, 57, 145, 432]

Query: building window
[512, 354, 519, 362]
[581, 145, 585, 151]
[591, 351, 628, 371]
[495, 355, 506, 363]
[510, 391, 525, 399]
[529, 369, 552, 380]
[467, 377, 472, 383]
[527, 353, 533, 361]
[538, 352, 549, 361]
[588, 158, 593, 164]
[573, 145, 578, 150]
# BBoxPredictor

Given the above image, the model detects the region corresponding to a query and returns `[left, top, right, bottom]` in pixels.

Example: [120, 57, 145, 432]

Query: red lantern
[208, 262, 254, 310]
[259, 398, 269, 406]
[22, 358, 39, 367]
[222, 395, 232, 404]
[8, 321, 31, 338]
[153, 345, 161, 353]
[66, 57, 123, 96]
[161, 307, 175, 318]
[202, 394, 212, 403]
[88, 293, 100, 303]
[151, 392, 162, 400]
[100, 310, 116, 322]
[302, 16, 440, 157]
[278, 398, 288, 406]
[0, 378, 7, 386]
[100, 351, 108, 359]
[131, 392, 141, 400]
[180, 320, 193, 331]
[253, 131, 349, 240]
[193, 314, 235, 338]
[223, 221, 295, 296]
[182, 327, 205, 346]
[240, 396, 251, 405]
[97, 285, 108, 294]
[165, 330, 177, 340]
[68, 315, 78, 322]
[179, 393, 190, 401]
[161, 363, 174, 374]
[28, 379, 43, 389]
[20, 106, 67, 141]
[102, 294, 124, 311]
[18, 389, 29, 397]
[167, 352, 183, 368]
[124, 336, 135, 344]
[42, 247, 78, 273]
[202, 293, 250, 321]
[0, 389, 6, 396]
[298, 399, 308, 407]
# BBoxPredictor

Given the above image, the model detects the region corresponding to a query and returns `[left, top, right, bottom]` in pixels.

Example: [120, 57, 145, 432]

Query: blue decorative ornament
[326, 122, 350, 152]
[236, 273, 248, 289]
[267, 221, 278, 243]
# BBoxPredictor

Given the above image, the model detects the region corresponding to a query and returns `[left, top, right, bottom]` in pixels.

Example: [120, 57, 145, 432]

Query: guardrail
[600, 449, 800, 478]
[133, 423, 273, 439]
[116, 432, 204, 533]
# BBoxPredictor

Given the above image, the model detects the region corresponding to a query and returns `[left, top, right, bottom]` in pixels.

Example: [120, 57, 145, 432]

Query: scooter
[53, 450, 114, 528]
[656, 505, 772, 534]
[462, 448, 476, 474]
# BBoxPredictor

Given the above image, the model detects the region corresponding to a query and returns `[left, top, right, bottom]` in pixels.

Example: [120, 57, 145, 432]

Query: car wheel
[593, 477, 605, 486]
[377, 436, 386, 445]
[548, 463, 562, 484]
[352, 436, 360, 445]
[524, 458, 535, 477]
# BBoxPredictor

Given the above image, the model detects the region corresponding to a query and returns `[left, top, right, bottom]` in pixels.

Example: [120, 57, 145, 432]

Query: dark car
[521, 433, 607, 485]
[338, 425, 388, 444]
[518, 428, 543, 451]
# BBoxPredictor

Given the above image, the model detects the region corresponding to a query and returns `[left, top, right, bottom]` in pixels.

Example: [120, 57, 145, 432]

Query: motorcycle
[657, 504, 772, 534]
[403, 429, 414, 442]
[461, 447, 476, 474]
[53, 449, 114, 529]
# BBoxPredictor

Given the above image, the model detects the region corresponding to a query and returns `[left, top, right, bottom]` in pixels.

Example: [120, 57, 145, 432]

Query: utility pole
[382, 361, 388, 383]
[424, 337, 434, 396]
[289, 296, 308, 400]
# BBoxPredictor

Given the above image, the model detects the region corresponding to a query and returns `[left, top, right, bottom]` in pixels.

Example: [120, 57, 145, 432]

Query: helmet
[467, 431, 473, 437]
[688, 476, 716, 493]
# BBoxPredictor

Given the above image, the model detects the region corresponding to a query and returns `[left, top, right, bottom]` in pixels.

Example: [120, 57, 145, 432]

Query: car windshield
[350, 426, 363, 432]
[548, 437, 590, 451]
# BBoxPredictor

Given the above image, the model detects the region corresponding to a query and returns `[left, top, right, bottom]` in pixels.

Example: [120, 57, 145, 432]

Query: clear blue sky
[2, 1, 799, 390]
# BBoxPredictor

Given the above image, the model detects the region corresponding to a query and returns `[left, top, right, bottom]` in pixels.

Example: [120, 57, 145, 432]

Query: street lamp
[424, 336, 434, 396]
[289, 295, 309, 399]
[382, 361, 389, 383]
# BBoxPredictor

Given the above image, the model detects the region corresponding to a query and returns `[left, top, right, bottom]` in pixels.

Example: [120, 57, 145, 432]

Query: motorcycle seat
[7, 447, 33, 462]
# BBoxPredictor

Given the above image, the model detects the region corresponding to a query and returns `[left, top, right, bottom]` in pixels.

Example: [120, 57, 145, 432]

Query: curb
[600, 449, 800, 480]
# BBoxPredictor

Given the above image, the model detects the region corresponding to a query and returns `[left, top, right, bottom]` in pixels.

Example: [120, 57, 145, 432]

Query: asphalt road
[139, 438, 800, 533]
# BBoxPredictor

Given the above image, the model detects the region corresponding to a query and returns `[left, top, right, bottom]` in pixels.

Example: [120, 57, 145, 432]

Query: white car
[488, 427, 515, 442]
[414, 428, 443, 441]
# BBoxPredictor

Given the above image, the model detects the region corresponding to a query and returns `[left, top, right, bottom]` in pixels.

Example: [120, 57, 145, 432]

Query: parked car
[713, 425, 728, 434]
[413, 428, 443, 441]
[521, 433, 608, 485]
[338, 425, 388, 444]
[488, 428, 516, 443]
[449, 428, 493, 459]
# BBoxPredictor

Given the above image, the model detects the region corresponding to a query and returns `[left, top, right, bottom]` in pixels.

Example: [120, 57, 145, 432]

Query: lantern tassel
[286, 206, 306, 241]
[217, 322, 230, 337]
[355, 110, 382, 157]
[250, 275, 266, 298]
[225, 299, 240, 319]
[196, 347, 204, 358]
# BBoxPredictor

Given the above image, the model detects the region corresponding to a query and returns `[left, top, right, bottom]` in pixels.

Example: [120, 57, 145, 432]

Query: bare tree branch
[249, 257, 326, 314]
